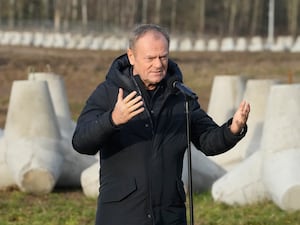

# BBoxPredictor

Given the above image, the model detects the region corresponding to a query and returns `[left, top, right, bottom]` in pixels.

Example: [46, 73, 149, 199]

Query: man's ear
[127, 48, 135, 66]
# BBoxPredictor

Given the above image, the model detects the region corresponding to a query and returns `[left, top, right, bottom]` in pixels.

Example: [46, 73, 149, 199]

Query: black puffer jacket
[72, 54, 246, 225]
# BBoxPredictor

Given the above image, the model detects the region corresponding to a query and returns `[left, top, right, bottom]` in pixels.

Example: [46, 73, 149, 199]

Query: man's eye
[145, 57, 154, 62]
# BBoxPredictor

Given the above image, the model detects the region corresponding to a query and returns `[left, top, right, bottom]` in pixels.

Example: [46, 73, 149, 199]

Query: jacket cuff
[223, 118, 247, 141]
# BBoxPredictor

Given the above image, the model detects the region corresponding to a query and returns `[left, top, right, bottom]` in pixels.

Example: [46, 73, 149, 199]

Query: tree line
[0, 0, 299, 38]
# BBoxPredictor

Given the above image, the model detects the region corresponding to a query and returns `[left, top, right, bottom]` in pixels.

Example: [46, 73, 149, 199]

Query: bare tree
[119, 0, 137, 30]
[15, 0, 24, 27]
[237, 0, 251, 35]
[63, 0, 72, 30]
[81, 0, 88, 29]
[170, 0, 177, 33]
[287, 0, 299, 38]
[154, 0, 162, 24]
[228, 0, 238, 36]
[8, 0, 15, 28]
[142, 0, 148, 23]
[250, 0, 263, 36]
[54, 0, 62, 31]
[198, 0, 206, 35]
[72, 0, 79, 21]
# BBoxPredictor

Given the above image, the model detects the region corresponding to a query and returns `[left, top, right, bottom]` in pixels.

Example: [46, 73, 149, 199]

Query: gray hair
[128, 24, 170, 49]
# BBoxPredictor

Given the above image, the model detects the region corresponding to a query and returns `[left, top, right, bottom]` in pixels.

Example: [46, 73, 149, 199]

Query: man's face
[127, 31, 169, 90]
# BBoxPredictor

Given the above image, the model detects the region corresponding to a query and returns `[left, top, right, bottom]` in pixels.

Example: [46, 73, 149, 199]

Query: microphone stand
[184, 95, 196, 225]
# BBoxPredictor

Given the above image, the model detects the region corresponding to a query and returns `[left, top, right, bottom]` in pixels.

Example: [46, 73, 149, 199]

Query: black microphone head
[167, 76, 181, 91]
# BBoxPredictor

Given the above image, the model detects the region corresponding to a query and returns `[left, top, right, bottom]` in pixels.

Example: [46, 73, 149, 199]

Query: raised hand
[111, 88, 145, 126]
[230, 100, 250, 135]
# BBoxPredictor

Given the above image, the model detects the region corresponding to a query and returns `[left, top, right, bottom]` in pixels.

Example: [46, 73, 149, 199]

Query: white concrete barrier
[89, 36, 104, 50]
[0, 137, 16, 190]
[178, 38, 193, 51]
[170, 37, 179, 51]
[194, 38, 206, 51]
[207, 38, 219, 51]
[220, 37, 235, 52]
[209, 79, 276, 170]
[248, 36, 264, 52]
[182, 145, 226, 193]
[212, 151, 269, 205]
[263, 149, 300, 211]
[4, 80, 64, 193]
[207, 75, 246, 126]
[239, 79, 279, 158]
[28, 72, 97, 187]
[291, 36, 300, 52]
[235, 37, 248, 52]
[28, 73, 73, 137]
[81, 162, 100, 198]
[261, 84, 300, 211]
[212, 84, 300, 211]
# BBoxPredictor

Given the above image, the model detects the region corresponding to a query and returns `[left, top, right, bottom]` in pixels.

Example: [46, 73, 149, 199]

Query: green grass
[1, 189, 299, 225]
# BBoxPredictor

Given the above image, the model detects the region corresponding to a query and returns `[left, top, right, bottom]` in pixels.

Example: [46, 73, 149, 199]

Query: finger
[129, 107, 145, 118]
[123, 91, 138, 103]
[117, 88, 124, 102]
[127, 95, 143, 108]
[128, 100, 144, 112]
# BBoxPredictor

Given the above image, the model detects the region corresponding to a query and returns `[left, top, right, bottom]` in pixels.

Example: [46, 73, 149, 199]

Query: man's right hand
[111, 88, 145, 126]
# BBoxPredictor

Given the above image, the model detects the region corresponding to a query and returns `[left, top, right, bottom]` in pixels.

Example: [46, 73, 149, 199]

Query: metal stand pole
[185, 99, 194, 225]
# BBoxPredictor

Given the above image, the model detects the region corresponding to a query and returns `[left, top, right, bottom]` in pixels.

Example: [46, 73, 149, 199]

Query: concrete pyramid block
[261, 84, 300, 211]
[260, 84, 300, 153]
[28, 72, 97, 187]
[212, 151, 269, 205]
[238, 79, 280, 158]
[81, 162, 100, 198]
[212, 83, 300, 211]
[0, 137, 15, 190]
[182, 145, 226, 193]
[4, 80, 64, 194]
[263, 148, 300, 211]
[28, 72, 73, 137]
[207, 75, 246, 125]
[208, 75, 246, 169]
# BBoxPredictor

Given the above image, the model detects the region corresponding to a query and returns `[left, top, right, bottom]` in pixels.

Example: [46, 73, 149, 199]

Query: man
[72, 24, 250, 225]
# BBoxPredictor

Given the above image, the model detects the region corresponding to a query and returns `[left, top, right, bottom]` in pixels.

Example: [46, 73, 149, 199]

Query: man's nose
[153, 57, 163, 68]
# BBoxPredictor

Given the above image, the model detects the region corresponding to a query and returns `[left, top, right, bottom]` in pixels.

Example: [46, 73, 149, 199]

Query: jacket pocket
[100, 178, 137, 203]
[176, 180, 186, 203]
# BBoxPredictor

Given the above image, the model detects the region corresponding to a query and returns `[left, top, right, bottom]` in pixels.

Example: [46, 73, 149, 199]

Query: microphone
[168, 77, 198, 100]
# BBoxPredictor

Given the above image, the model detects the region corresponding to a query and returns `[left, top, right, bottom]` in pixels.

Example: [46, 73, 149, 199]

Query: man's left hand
[230, 100, 250, 135]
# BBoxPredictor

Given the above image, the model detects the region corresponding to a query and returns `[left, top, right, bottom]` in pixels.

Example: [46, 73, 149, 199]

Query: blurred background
[0, 0, 298, 39]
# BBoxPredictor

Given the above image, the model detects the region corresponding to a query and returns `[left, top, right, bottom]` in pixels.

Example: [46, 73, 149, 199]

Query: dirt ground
[0, 46, 300, 128]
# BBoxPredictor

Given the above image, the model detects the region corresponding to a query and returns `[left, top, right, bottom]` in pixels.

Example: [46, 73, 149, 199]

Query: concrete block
[260, 84, 300, 153]
[194, 38, 206, 51]
[212, 151, 269, 205]
[4, 80, 64, 193]
[207, 38, 219, 51]
[239, 79, 280, 158]
[182, 145, 226, 193]
[248, 36, 264, 52]
[207, 75, 246, 126]
[263, 149, 300, 211]
[235, 37, 248, 52]
[291, 36, 300, 52]
[0, 137, 16, 190]
[81, 162, 100, 198]
[178, 38, 193, 51]
[28, 72, 97, 187]
[220, 37, 235, 52]
[169, 37, 179, 51]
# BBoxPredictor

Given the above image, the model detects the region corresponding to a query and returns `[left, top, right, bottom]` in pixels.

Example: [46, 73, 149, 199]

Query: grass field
[1, 188, 300, 225]
[0, 46, 300, 225]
